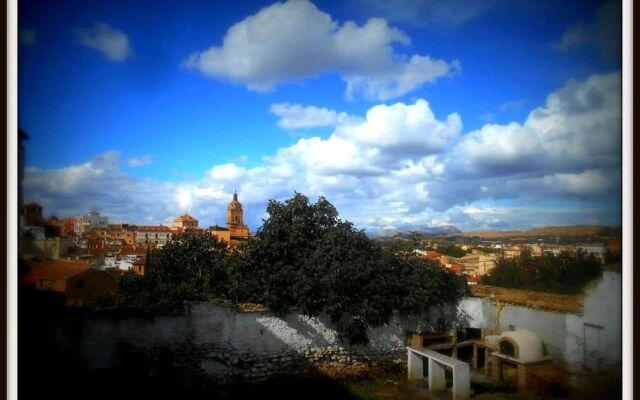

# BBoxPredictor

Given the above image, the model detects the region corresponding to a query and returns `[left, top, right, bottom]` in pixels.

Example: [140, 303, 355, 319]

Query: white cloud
[183, 0, 458, 100]
[538, 169, 614, 195]
[207, 163, 246, 181]
[554, 1, 621, 61]
[452, 72, 621, 177]
[75, 22, 133, 62]
[270, 103, 358, 129]
[337, 99, 461, 156]
[127, 155, 153, 167]
[175, 187, 194, 211]
[345, 56, 460, 101]
[24, 73, 621, 232]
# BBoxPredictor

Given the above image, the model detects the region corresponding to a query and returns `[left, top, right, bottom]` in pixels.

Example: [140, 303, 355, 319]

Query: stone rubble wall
[77, 302, 457, 384]
[69, 271, 620, 382]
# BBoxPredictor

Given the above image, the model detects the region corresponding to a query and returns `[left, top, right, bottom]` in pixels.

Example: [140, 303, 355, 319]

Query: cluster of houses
[18, 193, 252, 307]
[415, 249, 499, 285]
[416, 238, 621, 286]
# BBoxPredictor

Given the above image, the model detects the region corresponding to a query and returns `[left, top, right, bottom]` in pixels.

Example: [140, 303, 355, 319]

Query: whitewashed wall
[456, 271, 622, 371]
[75, 271, 621, 379]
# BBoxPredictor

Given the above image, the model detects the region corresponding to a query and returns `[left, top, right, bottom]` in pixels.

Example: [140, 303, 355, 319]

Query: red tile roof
[120, 245, 148, 255]
[22, 259, 89, 282]
[449, 264, 463, 273]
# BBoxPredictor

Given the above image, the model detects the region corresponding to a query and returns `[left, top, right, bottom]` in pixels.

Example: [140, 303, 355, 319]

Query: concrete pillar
[453, 364, 471, 400]
[472, 345, 478, 369]
[491, 357, 502, 382]
[517, 364, 529, 392]
[407, 349, 423, 380]
[428, 358, 446, 392]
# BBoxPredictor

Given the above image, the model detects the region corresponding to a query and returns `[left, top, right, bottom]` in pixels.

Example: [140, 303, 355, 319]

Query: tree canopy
[115, 193, 469, 344]
[481, 248, 602, 294]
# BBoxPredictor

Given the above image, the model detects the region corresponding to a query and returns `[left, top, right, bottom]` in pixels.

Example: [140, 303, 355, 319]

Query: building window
[76, 280, 85, 289]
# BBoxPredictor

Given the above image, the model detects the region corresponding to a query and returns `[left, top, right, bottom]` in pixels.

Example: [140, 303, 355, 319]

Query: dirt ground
[339, 362, 622, 400]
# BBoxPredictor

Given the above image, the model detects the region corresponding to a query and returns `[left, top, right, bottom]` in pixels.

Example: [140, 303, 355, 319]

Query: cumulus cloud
[337, 99, 461, 156]
[24, 72, 621, 232]
[183, 0, 458, 100]
[75, 22, 133, 62]
[127, 155, 153, 167]
[25, 151, 174, 224]
[270, 103, 359, 129]
[451, 72, 621, 177]
[554, 0, 621, 62]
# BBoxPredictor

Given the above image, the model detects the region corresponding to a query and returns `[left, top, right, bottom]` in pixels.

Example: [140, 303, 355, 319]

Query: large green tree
[240, 193, 468, 344]
[144, 230, 230, 303]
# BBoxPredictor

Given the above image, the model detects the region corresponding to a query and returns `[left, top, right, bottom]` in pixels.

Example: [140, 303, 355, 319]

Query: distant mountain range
[371, 225, 461, 237]
[457, 225, 621, 239]
[370, 225, 620, 239]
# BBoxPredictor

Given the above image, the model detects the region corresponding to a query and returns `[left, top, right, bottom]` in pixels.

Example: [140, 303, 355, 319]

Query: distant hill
[372, 225, 461, 237]
[458, 225, 621, 239]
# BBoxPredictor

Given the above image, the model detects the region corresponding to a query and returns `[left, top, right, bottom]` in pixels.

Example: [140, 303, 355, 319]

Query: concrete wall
[75, 303, 460, 383]
[457, 271, 622, 371]
[51, 272, 620, 382]
[564, 271, 622, 370]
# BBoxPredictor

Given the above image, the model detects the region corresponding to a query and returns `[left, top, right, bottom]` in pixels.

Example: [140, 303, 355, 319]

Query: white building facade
[135, 226, 173, 246]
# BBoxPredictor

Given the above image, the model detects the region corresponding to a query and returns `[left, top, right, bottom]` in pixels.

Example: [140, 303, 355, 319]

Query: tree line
[480, 248, 603, 294]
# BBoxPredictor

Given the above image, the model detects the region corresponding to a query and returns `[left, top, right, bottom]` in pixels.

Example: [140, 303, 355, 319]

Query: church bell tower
[227, 190, 244, 228]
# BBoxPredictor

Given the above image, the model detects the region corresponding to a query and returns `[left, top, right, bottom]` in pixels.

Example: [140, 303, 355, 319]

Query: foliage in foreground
[114, 193, 469, 345]
[480, 249, 603, 294]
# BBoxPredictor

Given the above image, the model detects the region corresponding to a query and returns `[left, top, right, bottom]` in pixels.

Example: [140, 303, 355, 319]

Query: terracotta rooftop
[120, 246, 148, 255]
[449, 264, 463, 272]
[22, 259, 89, 282]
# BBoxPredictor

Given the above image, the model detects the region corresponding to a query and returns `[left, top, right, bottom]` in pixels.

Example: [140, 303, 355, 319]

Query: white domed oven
[498, 330, 546, 362]
[487, 329, 553, 393]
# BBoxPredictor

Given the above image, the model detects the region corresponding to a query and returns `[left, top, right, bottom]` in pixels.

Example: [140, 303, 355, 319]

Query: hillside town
[18, 192, 251, 306]
[19, 189, 622, 312]
[412, 236, 621, 286]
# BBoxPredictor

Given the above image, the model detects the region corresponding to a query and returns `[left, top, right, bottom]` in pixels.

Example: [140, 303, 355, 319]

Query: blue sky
[19, 0, 622, 232]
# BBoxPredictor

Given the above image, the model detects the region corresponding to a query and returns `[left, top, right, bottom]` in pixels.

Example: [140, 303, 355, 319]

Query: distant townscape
[18, 192, 250, 305]
[381, 231, 621, 287]
[18, 188, 621, 309]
